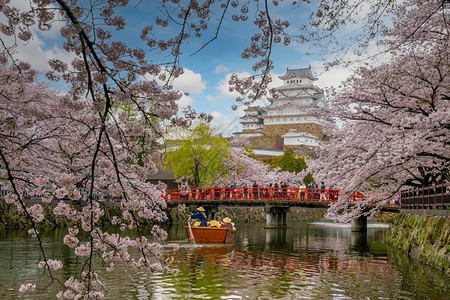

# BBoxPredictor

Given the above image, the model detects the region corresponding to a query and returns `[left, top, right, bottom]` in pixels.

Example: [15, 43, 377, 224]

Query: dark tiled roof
[279, 67, 317, 80]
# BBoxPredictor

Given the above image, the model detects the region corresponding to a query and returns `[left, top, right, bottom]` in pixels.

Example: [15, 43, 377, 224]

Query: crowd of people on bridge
[166, 182, 339, 202]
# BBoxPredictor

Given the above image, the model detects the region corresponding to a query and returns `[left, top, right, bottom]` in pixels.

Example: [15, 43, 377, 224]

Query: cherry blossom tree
[0, 0, 194, 297]
[310, 0, 449, 222]
[214, 147, 304, 187]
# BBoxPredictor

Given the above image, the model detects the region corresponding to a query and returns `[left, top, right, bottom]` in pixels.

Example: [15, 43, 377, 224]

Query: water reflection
[0, 222, 448, 299]
[265, 228, 287, 245]
[350, 231, 369, 253]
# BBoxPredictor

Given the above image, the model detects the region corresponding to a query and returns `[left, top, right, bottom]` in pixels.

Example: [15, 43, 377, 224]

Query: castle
[234, 67, 326, 150]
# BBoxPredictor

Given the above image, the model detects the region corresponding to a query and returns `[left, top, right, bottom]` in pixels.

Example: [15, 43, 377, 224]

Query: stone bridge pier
[351, 215, 367, 232]
[264, 206, 290, 228]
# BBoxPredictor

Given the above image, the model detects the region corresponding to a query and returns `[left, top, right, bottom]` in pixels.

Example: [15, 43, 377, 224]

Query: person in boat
[208, 220, 221, 228]
[190, 206, 207, 227]
[221, 217, 234, 229]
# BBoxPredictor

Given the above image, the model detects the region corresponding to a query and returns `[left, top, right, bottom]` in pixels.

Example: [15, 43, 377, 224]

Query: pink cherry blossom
[18, 283, 36, 293]
[310, 0, 449, 222]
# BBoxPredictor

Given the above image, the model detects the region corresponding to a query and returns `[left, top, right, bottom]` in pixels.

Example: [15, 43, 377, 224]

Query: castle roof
[278, 67, 317, 81]
[243, 106, 265, 113]
[266, 100, 319, 110]
[281, 131, 318, 139]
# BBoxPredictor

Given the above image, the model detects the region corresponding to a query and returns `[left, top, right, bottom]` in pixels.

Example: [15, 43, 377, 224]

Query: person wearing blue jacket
[190, 206, 207, 227]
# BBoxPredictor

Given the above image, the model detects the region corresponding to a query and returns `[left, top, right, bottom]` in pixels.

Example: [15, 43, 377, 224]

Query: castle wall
[242, 129, 261, 133]
[262, 123, 323, 138]
[248, 136, 283, 149]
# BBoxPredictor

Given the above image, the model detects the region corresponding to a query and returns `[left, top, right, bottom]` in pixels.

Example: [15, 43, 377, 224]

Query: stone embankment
[169, 206, 328, 223]
[385, 213, 450, 274]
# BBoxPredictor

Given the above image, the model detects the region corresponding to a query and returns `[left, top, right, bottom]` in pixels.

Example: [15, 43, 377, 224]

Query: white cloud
[216, 71, 251, 98]
[171, 68, 206, 94]
[217, 71, 285, 99]
[13, 36, 75, 72]
[177, 94, 193, 108]
[214, 64, 229, 74]
[269, 72, 283, 88]
[0, 2, 74, 72]
[211, 111, 231, 127]
[313, 65, 353, 89]
[311, 40, 391, 90]
[0, 21, 74, 73]
[210, 110, 245, 137]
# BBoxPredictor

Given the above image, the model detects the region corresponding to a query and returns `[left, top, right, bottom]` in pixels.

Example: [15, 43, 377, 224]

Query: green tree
[165, 123, 230, 188]
[268, 149, 314, 185]
[272, 149, 306, 173]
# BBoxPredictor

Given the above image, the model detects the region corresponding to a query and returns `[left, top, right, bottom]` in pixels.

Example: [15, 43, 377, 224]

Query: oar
[187, 216, 196, 245]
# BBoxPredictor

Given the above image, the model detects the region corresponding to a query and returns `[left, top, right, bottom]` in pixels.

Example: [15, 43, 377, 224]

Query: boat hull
[185, 226, 236, 243]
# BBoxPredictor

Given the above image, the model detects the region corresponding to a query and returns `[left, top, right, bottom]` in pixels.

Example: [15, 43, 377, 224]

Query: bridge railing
[163, 187, 400, 206]
[401, 183, 450, 210]
[164, 187, 338, 202]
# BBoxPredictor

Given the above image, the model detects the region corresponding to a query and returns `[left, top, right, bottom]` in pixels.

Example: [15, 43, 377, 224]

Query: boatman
[190, 206, 207, 227]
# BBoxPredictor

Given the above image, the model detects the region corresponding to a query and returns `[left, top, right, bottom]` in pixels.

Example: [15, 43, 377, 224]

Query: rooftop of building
[278, 66, 318, 81]
[281, 130, 319, 139]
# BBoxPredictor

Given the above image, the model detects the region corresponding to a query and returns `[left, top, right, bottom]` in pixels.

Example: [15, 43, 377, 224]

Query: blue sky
[3, 0, 372, 136]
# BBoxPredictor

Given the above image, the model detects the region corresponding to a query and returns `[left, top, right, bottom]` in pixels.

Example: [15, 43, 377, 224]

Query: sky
[2, 0, 382, 136]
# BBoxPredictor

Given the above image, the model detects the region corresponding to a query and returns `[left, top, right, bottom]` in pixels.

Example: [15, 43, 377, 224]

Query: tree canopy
[262, 149, 314, 185]
[166, 122, 230, 188]
[214, 147, 304, 187]
[310, 0, 449, 221]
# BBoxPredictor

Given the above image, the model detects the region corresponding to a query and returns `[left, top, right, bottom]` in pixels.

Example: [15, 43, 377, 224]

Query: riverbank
[385, 213, 450, 274]
[1, 201, 400, 228]
[0, 202, 329, 228]
[170, 206, 328, 223]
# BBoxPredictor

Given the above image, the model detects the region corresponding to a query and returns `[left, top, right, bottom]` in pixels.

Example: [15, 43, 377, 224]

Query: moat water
[0, 221, 448, 299]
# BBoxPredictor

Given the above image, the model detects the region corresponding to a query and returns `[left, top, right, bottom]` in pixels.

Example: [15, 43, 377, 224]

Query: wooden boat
[185, 226, 236, 243]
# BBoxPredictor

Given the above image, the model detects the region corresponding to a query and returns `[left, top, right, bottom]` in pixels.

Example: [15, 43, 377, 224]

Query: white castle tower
[236, 106, 265, 138]
[234, 66, 326, 148]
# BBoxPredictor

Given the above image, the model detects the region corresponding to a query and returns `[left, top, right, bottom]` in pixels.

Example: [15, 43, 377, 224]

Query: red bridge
[163, 186, 399, 205]
[163, 187, 399, 231]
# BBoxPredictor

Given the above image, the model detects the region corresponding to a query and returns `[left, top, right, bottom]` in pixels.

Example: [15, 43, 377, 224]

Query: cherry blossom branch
[0, 148, 59, 287]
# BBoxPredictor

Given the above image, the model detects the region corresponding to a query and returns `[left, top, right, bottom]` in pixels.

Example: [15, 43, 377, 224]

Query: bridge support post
[351, 216, 367, 232]
[206, 206, 218, 220]
[264, 206, 289, 228]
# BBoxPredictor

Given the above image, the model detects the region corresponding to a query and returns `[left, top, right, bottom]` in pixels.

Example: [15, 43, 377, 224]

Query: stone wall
[262, 123, 323, 137]
[169, 207, 327, 223]
[248, 136, 283, 149]
[385, 213, 450, 274]
[373, 212, 398, 223]
[242, 129, 261, 133]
